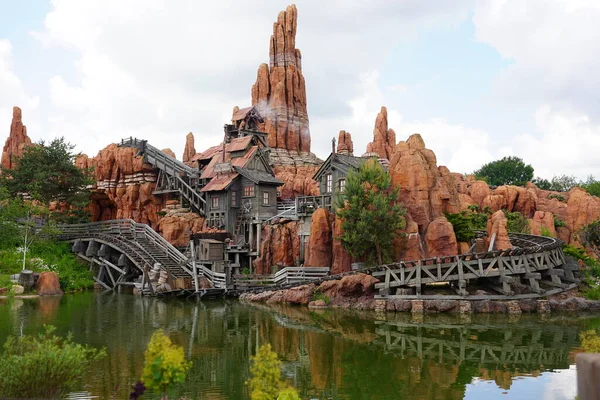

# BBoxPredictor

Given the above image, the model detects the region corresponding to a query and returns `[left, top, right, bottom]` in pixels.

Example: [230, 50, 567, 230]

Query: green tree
[248, 344, 300, 400]
[141, 330, 191, 396]
[474, 156, 534, 187]
[336, 159, 406, 266]
[549, 174, 579, 192]
[582, 175, 600, 197]
[0, 325, 105, 399]
[579, 220, 600, 259]
[0, 137, 93, 222]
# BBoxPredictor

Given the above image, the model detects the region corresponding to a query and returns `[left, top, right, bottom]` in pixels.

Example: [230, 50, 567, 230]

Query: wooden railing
[233, 267, 330, 291]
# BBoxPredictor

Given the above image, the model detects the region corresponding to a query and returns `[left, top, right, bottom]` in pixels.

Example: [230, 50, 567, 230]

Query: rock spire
[2, 106, 32, 170]
[250, 4, 311, 152]
[182, 132, 196, 163]
[365, 106, 396, 159]
[336, 130, 353, 155]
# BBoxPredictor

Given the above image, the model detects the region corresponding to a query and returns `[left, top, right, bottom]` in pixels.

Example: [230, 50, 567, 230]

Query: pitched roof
[200, 172, 239, 192]
[234, 167, 283, 186]
[232, 106, 264, 123]
[313, 153, 364, 181]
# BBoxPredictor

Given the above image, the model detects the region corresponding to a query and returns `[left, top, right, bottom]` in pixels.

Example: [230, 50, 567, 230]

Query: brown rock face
[36, 272, 63, 296]
[253, 220, 301, 274]
[182, 132, 196, 163]
[336, 130, 353, 155]
[271, 148, 321, 198]
[566, 187, 600, 243]
[486, 210, 512, 250]
[529, 211, 556, 237]
[424, 217, 458, 257]
[2, 106, 32, 170]
[161, 148, 176, 159]
[365, 106, 396, 159]
[468, 181, 491, 208]
[250, 5, 310, 152]
[305, 207, 333, 267]
[156, 212, 205, 247]
[331, 214, 352, 274]
[389, 134, 461, 232]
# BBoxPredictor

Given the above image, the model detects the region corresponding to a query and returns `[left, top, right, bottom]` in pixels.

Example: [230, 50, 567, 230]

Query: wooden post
[576, 353, 600, 400]
[191, 240, 199, 293]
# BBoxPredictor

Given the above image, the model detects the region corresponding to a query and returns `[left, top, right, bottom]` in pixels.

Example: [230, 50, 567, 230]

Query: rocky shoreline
[239, 273, 600, 314]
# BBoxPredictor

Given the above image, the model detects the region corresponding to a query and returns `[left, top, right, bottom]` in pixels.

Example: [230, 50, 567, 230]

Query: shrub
[554, 216, 566, 228]
[504, 211, 530, 234]
[549, 194, 566, 202]
[248, 344, 300, 400]
[541, 227, 553, 237]
[0, 325, 105, 399]
[580, 330, 600, 352]
[311, 291, 331, 305]
[141, 330, 191, 395]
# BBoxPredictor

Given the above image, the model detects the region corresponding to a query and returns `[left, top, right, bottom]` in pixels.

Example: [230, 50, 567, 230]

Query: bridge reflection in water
[0, 294, 587, 400]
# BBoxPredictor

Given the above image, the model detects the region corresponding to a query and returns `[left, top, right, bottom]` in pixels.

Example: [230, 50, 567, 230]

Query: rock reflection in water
[0, 293, 590, 400]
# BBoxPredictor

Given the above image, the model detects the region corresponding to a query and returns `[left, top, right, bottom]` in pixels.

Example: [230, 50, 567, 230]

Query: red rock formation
[365, 106, 396, 159]
[253, 220, 301, 274]
[182, 132, 195, 163]
[331, 214, 352, 274]
[336, 130, 353, 155]
[2, 106, 32, 170]
[468, 181, 491, 208]
[156, 212, 205, 246]
[566, 187, 600, 243]
[486, 210, 512, 250]
[36, 272, 63, 296]
[529, 211, 556, 237]
[393, 218, 424, 261]
[305, 207, 333, 267]
[273, 159, 320, 199]
[250, 5, 310, 152]
[425, 217, 458, 257]
[389, 134, 461, 232]
[162, 148, 176, 159]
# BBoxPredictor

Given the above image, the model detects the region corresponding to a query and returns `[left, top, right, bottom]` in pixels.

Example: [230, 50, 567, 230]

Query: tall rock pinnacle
[2, 106, 32, 170]
[182, 132, 196, 163]
[250, 4, 311, 153]
[365, 106, 396, 159]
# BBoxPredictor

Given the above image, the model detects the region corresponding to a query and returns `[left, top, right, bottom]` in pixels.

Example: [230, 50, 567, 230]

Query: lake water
[0, 292, 593, 399]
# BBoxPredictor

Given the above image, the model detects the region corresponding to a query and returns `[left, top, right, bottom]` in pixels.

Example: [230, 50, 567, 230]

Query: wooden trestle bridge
[58, 219, 579, 299]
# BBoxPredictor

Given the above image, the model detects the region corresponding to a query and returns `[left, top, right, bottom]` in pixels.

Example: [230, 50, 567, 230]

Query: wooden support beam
[99, 257, 125, 275]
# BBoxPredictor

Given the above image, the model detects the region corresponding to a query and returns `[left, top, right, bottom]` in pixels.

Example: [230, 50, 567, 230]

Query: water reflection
[0, 293, 591, 400]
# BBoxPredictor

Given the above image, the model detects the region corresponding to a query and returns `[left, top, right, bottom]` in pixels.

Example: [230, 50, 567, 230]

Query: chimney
[332, 137, 336, 155]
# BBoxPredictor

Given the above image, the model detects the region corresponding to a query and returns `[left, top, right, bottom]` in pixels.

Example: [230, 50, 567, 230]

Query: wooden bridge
[59, 218, 579, 299]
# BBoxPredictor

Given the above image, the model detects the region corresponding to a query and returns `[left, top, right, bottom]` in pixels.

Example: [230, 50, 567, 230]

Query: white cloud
[0, 39, 39, 137]
[33, 0, 474, 158]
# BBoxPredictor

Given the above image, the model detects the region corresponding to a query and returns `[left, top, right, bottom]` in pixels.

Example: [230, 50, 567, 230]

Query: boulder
[331, 213, 352, 274]
[161, 148, 176, 159]
[1, 106, 33, 170]
[253, 220, 301, 275]
[529, 211, 556, 237]
[36, 272, 63, 296]
[468, 181, 491, 208]
[11, 285, 24, 295]
[486, 210, 512, 250]
[305, 208, 333, 268]
[424, 217, 458, 257]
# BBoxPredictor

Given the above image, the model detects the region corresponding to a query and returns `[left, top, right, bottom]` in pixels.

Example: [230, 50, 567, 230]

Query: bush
[541, 227, 553, 237]
[0, 325, 105, 398]
[549, 194, 566, 202]
[504, 211, 530, 234]
[580, 330, 600, 352]
[554, 216, 567, 228]
[311, 291, 331, 305]
[248, 344, 300, 400]
[141, 330, 191, 395]
[445, 212, 475, 242]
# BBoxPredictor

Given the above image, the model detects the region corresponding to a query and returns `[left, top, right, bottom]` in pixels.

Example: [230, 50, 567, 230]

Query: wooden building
[313, 152, 364, 196]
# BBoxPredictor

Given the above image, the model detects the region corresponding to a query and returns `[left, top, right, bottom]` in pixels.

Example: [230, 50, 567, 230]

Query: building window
[231, 191, 238, 206]
[262, 191, 270, 206]
[326, 174, 333, 193]
[211, 196, 220, 209]
[339, 179, 346, 193]
[243, 185, 255, 197]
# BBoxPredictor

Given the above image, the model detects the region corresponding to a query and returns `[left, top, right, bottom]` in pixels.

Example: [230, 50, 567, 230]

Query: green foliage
[580, 330, 600, 352]
[336, 159, 406, 266]
[474, 156, 534, 187]
[549, 174, 579, 192]
[554, 216, 567, 228]
[504, 210, 530, 234]
[141, 330, 191, 395]
[582, 175, 600, 197]
[0, 325, 105, 398]
[579, 220, 600, 259]
[549, 194, 566, 202]
[0, 137, 93, 222]
[445, 212, 476, 242]
[532, 177, 552, 190]
[541, 227, 553, 237]
[248, 344, 299, 400]
[311, 291, 331, 305]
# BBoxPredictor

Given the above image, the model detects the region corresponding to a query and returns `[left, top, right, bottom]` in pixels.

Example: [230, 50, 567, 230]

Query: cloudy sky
[1, 0, 599, 179]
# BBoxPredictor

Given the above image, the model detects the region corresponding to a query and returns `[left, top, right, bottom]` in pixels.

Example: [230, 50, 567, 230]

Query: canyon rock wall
[2, 106, 32, 170]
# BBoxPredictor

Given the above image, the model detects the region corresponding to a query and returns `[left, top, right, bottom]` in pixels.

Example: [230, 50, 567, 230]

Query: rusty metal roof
[232, 106, 264, 123]
[200, 172, 239, 192]
[191, 145, 221, 162]
[226, 136, 253, 152]
[200, 146, 259, 179]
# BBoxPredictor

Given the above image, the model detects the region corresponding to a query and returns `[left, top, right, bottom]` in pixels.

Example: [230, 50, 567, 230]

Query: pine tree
[336, 159, 406, 266]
